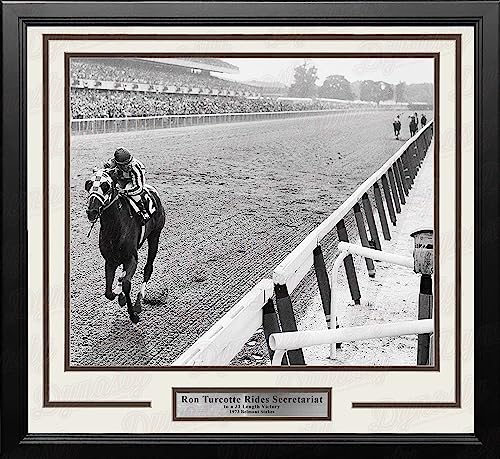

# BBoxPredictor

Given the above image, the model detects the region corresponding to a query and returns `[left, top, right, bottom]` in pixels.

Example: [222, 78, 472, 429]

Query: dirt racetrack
[70, 110, 431, 366]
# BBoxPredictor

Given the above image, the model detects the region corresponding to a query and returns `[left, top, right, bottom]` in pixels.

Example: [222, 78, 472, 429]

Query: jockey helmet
[114, 148, 133, 165]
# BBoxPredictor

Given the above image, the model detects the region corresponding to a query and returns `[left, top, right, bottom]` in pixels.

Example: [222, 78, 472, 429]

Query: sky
[220, 58, 434, 86]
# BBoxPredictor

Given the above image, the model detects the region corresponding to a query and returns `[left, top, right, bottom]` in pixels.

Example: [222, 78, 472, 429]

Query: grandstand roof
[141, 57, 239, 74]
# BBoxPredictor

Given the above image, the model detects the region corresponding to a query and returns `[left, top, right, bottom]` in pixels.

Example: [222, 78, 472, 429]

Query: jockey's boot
[136, 198, 149, 224]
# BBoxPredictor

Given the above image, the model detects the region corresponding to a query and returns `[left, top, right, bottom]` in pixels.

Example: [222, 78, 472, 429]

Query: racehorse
[85, 169, 166, 323]
[393, 119, 402, 139]
[409, 116, 418, 137]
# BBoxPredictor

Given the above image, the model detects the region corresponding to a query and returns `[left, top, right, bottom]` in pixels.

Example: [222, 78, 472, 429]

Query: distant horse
[393, 119, 402, 139]
[409, 116, 418, 137]
[85, 169, 166, 323]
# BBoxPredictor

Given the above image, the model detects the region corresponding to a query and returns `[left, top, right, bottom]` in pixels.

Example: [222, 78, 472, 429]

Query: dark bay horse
[393, 119, 402, 139]
[409, 116, 418, 137]
[85, 169, 166, 323]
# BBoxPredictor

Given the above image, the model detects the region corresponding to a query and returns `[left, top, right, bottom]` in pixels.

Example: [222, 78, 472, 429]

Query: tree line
[287, 63, 433, 104]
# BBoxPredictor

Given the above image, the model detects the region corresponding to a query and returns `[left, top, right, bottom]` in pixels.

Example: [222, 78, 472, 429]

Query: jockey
[393, 114, 401, 138]
[104, 148, 149, 221]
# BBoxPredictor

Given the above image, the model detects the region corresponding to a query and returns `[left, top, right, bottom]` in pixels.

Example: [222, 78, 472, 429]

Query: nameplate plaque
[173, 388, 331, 420]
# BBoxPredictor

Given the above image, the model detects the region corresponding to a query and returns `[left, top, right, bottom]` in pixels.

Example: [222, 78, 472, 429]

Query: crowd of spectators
[71, 88, 341, 119]
[71, 59, 258, 94]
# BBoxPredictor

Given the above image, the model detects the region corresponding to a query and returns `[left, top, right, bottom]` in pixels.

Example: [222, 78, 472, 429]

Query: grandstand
[70, 57, 261, 97]
[70, 58, 434, 123]
[70, 57, 272, 119]
[70, 57, 353, 120]
[72, 89, 344, 119]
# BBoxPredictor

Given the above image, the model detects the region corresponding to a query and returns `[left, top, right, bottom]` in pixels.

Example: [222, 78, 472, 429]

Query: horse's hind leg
[136, 230, 162, 309]
[122, 254, 139, 323]
[145, 231, 161, 283]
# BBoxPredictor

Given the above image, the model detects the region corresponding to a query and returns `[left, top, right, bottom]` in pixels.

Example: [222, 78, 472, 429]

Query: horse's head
[84, 169, 115, 223]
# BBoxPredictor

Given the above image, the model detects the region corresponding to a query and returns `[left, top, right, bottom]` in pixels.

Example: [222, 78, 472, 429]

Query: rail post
[419, 135, 426, 162]
[411, 229, 434, 366]
[417, 274, 433, 365]
[336, 219, 361, 305]
[387, 167, 402, 213]
[393, 163, 406, 205]
[401, 150, 414, 188]
[409, 142, 416, 174]
[416, 136, 423, 166]
[313, 246, 331, 326]
[263, 298, 288, 365]
[274, 283, 306, 365]
[313, 246, 341, 348]
[397, 158, 410, 195]
[410, 143, 418, 179]
[425, 129, 431, 149]
[373, 183, 391, 240]
[381, 174, 397, 225]
[353, 203, 376, 277]
[416, 137, 422, 165]
[424, 133, 430, 156]
[361, 192, 382, 250]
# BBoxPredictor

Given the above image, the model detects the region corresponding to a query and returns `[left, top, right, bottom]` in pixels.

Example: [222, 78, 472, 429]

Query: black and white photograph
[7, 1, 496, 445]
[69, 56, 435, 368]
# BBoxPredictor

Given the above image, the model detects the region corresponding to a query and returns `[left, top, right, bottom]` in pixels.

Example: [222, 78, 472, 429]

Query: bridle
[86, 172, 121, 236]
[88, 187, 120, 219]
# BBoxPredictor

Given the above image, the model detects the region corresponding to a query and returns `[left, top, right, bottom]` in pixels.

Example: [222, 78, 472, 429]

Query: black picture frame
[1, 1, 498, 457]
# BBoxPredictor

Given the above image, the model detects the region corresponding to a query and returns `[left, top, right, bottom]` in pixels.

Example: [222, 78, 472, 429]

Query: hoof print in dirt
[143, 297, 160, 306]
[192, 270, 207, 283]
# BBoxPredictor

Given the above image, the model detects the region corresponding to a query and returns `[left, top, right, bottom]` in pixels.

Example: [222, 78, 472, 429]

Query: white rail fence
[173, 279, 273, 366]
[270, 120, 434, 365]
[173, 121, 434, 367]
[71, 109, 347, 135]
[269, 319, 434, 366]
[327, 242, 415, 358]
[273, 122, 432, 291]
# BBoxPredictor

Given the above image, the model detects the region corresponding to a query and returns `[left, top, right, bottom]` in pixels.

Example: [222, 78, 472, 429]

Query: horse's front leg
[122, 254, 139, 323]
[104, 260, 119, 301]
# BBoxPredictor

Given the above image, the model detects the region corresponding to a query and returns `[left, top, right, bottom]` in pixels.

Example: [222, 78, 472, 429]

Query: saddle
[123, 185, 158, 224]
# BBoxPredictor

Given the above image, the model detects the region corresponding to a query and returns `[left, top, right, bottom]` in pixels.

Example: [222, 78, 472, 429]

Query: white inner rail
[329, 242, 415, 358]
[269, 319, 433, 366]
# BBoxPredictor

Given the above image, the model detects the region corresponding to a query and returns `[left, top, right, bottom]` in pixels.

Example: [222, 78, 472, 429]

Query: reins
[87, 219, 98, 238]
[87, 188, 121, 238]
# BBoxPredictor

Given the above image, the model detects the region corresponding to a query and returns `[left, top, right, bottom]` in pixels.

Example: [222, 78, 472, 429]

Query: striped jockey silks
[126, 185, 158, 217]
[112, 158, 146, 196]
